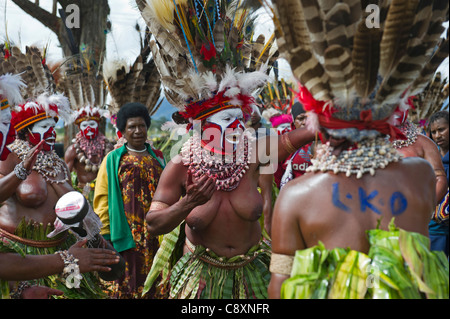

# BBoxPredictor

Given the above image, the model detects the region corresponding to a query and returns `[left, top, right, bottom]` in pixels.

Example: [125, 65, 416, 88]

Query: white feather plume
[0, 73, 26, 106]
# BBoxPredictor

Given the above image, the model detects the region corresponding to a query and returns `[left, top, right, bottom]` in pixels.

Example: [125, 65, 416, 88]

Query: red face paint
[28, 119, 57, 152]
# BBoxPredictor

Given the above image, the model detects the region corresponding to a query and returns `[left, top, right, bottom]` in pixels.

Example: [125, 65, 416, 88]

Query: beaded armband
[13, 161, 31, 180]
[435, 169, 446, 177]
[10, 281, 33, 299]
[55, 250, 83, 289]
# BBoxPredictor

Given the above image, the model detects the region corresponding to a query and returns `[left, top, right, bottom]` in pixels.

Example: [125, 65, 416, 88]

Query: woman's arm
[256, 127, 316, 169]
[93, 157, 111, 236]
[0, 239, 120, 281]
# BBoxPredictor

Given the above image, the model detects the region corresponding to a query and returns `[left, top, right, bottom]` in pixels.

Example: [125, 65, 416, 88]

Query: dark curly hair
[429, 110, 449, 126]
[116, 103, 151, 133]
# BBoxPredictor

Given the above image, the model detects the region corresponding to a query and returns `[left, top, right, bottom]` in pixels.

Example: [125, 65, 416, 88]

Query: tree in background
[10, 0, 111, 148]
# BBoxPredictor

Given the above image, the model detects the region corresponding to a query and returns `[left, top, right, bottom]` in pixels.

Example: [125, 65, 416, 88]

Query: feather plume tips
[0, 73, 26, 106]
[137, 0, 278, 121]
[1, 45, 75, 126]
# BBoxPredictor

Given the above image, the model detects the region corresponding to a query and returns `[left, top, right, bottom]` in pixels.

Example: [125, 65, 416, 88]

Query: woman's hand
[23, 140, 45, 172]
[21, 286, 64, 299]
[184, 169, 216, 207]
[68, 239, 121, 273]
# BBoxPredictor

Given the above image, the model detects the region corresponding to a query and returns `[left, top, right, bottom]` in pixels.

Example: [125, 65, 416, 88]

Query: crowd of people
[0, 0, 449, 300]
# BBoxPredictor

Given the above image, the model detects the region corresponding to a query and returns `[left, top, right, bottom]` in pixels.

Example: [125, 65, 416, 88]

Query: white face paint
[79, 119, 99, 139]
[0, 107, 12, 157]
[79, 120, 98, 131]
[205, 108, 245, 151]
[30, 118, 57, 150]
[276, 122, 292, 135]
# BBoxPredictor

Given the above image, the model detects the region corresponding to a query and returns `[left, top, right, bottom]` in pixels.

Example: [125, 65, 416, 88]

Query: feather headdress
[136, 0, 278, 123]
[103, 28, 163, 118]
[0, 73, 25, 110]
[1, 45, 73, 132]
[409, 72, 449, 127]
[270, 0, 449, 141]
[56, 51, 109, 125]
[260, 78, 297, 128]
[0, 66, 26, 160]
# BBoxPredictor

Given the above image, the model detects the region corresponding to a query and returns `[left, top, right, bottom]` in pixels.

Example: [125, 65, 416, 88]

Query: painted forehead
[206, 108, 244, 122]
[80, 119, 99, 127]
[31, 117, 57, 129]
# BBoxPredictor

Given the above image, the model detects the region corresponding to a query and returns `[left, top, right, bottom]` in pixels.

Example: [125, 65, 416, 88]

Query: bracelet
[13, 161, 31, 180]
[10, 281, 32, 299]
[281, 134, 297, 154]
[55, 250, 83, 289]
[269, 253, 295, 276]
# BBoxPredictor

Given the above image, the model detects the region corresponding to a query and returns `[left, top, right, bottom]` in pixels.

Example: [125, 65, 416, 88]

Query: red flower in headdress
[200, 42, 217, 61]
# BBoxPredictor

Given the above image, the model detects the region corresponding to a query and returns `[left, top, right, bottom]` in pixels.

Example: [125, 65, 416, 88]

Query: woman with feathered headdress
[267, 0, 449, 299]
[0, 44, 110, 299]
[137, 0, 315, 299]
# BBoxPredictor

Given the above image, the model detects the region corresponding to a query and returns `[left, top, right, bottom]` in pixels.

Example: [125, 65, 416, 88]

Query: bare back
[272, 157, 435, 255]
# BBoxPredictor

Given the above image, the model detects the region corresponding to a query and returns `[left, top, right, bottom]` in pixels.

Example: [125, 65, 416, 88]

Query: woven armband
[149, 200, 169, 211]
[281, 134, 297, 154]
[435, 169, 446, 177]
[270, 253, 295, 276]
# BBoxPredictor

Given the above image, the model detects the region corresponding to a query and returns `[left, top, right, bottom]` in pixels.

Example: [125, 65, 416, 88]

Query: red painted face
[276, 123, 293, 135]
[203, 109, 245, 154]
[27, 118, 57, 152]
[79, 120, 99, 140]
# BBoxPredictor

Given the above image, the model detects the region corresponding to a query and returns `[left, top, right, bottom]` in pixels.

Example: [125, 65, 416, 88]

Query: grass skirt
[0, 219, 107, 299]
[143, 223, 271, 299]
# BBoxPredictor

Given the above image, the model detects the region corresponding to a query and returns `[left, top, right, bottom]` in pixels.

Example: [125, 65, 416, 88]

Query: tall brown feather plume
[300, 0, 327, 61]
[411, 72, 449, 123]
[272, 0, 448, 120]
[352, 20, 381, 99]
[379, 0, 419, 77]
[290, 48, 332, 101]
[410, 32, 449, 95]
[324, 44, 354, 104]
[273, 0, 312, 58]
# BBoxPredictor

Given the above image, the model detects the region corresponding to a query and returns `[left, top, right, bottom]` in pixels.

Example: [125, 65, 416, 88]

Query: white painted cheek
[31, 119, 56, 143]
[0, 122, 9, 139]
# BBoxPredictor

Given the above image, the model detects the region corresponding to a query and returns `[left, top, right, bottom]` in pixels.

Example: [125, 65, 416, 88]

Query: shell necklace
[393, 120, 419, 149]
[9, 139, 69, 184]
[181, 131, 254, 191]
[73, 132, 111, 173]
[307, 137, 403, 179]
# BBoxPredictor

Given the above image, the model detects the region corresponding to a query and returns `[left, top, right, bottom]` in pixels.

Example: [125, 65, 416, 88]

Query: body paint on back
[332, 183, 408, 216]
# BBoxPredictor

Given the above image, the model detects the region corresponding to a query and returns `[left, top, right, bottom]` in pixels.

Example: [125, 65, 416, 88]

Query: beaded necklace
[181, 131, 254, 191]
[9, 139, 69, 184]
[307, 137, 403, 179]
[392, 120, 419, 149]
